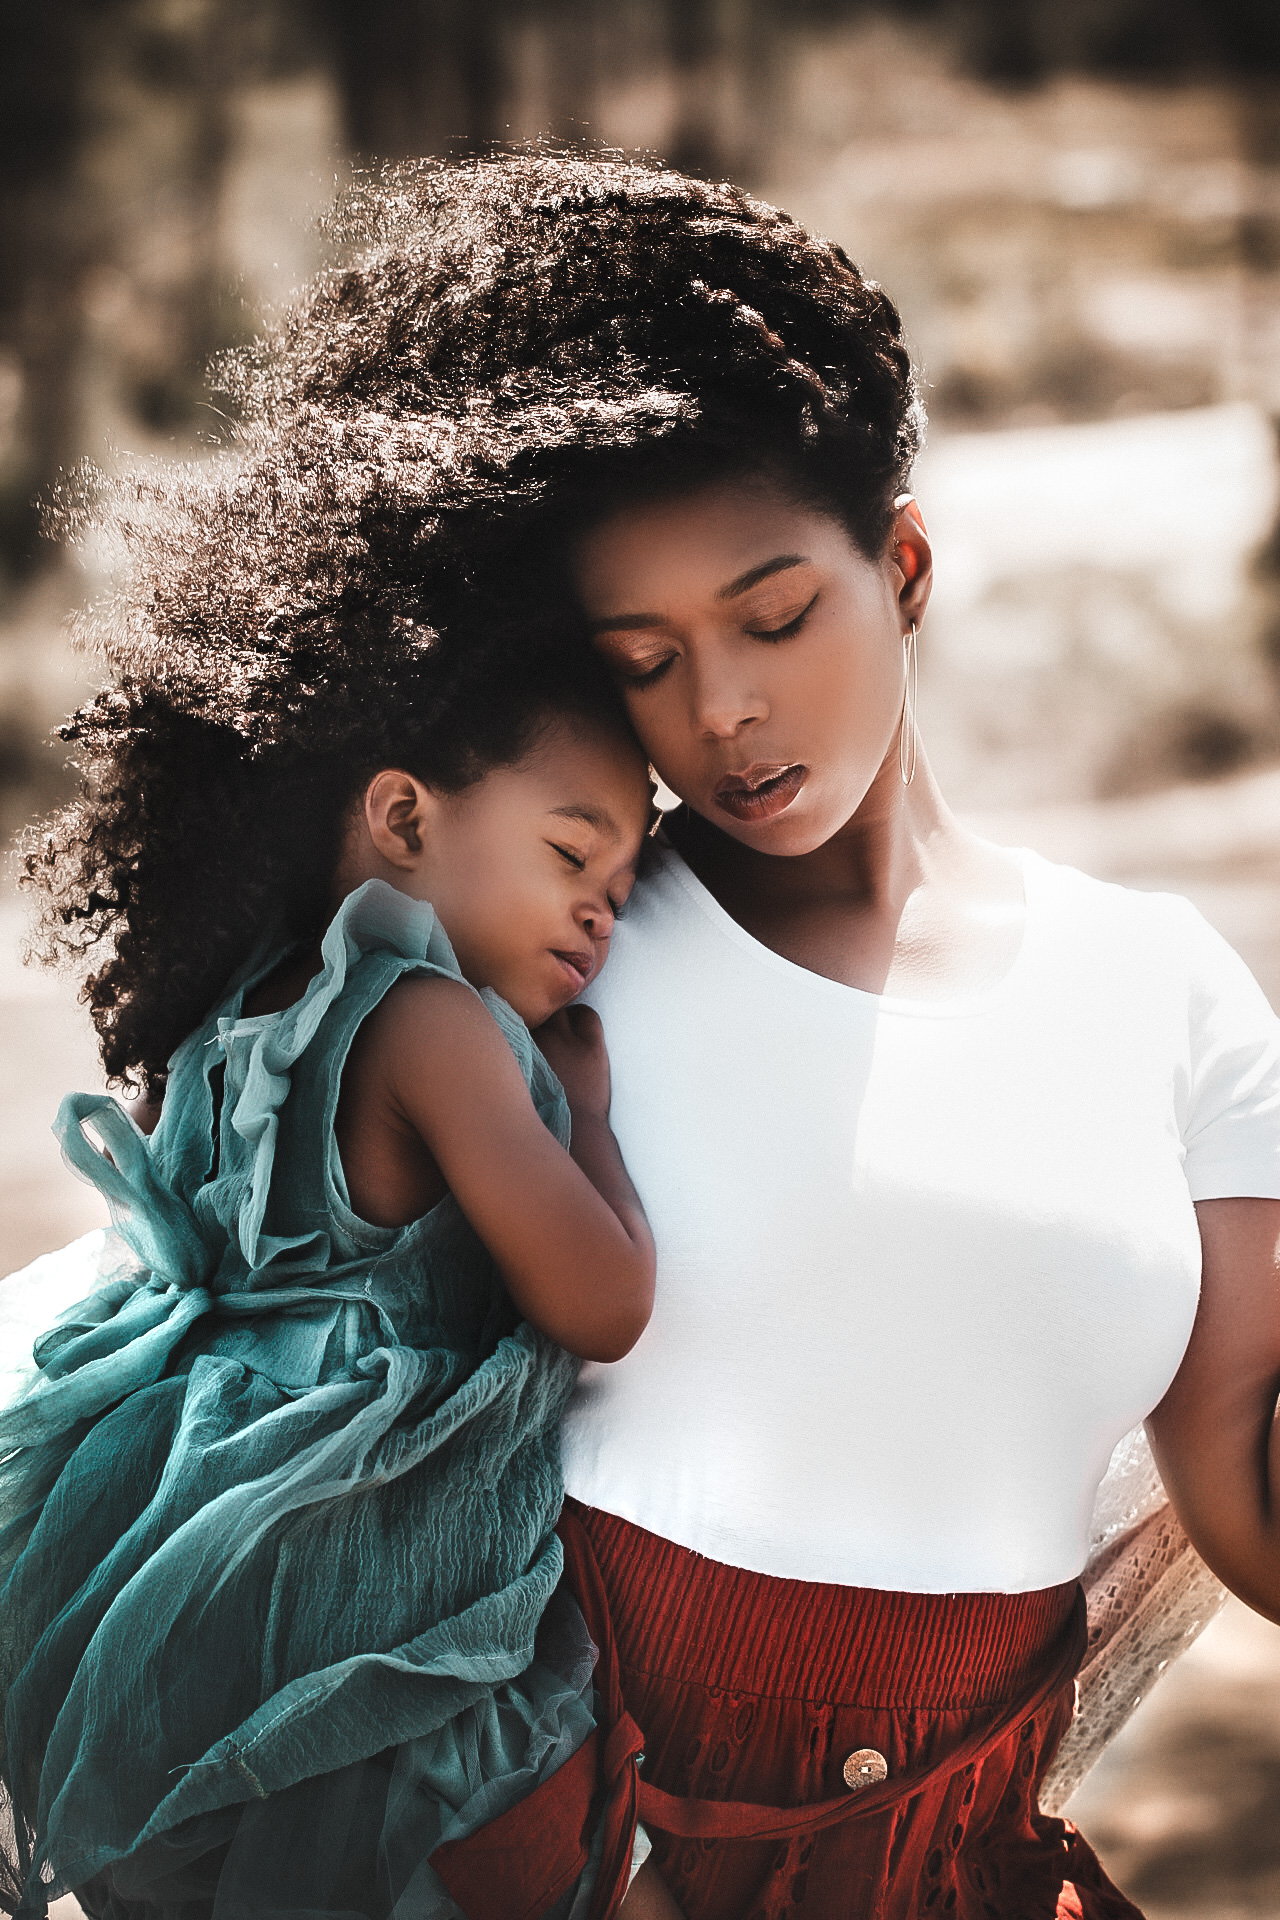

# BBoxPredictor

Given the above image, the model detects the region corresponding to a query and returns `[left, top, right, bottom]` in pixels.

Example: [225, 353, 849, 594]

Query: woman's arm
[373, 976, 655, 1361]
[1146, 1196, 1280, 1622]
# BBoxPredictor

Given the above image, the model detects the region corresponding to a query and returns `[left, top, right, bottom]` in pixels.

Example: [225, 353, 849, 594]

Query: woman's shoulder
[1020, 845, 1206, 940]
[1017, 846, 1272, 1015]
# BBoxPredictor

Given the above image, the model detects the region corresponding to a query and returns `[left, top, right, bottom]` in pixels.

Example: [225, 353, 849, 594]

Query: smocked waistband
[569, 1500, 1079, 1713]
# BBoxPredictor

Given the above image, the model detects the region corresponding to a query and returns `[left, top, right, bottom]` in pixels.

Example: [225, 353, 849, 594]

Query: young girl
[0, 641, 673, 1918]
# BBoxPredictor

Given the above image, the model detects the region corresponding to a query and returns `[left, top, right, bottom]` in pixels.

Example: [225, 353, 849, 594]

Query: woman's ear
[889, 495, 933, 630]
[363, 769, 437, 870]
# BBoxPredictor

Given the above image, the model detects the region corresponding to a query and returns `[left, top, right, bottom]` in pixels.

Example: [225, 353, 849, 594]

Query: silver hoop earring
[900, 622, 918, 787]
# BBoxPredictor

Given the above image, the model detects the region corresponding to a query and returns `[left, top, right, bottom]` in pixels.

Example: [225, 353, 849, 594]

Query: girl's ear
[364, 769, 437, 869]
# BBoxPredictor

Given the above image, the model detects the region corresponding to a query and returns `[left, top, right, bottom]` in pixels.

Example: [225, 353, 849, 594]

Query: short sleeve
[1178, 899, 1280, 1202]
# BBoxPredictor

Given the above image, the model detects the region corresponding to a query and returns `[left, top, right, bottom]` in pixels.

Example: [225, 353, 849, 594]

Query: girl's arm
[371, 975, 655, 1361]
[1147, 1196, 1280, 1622]
[531, 1004, 652, 1280]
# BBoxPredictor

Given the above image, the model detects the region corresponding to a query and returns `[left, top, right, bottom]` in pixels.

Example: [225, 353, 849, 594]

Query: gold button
[842, 1748, 888, 1792]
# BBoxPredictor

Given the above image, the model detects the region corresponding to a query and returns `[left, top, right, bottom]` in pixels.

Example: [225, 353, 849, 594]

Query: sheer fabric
[1041, 1428, 1226, 1813]
[0, 882, 595, 1917]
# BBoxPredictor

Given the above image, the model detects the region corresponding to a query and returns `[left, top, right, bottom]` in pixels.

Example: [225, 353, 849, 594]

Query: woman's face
[571, 481, 932, 858]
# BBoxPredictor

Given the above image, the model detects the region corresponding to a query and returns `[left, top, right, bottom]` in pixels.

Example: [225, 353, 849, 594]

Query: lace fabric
[1041, 1427, 1226, 1813]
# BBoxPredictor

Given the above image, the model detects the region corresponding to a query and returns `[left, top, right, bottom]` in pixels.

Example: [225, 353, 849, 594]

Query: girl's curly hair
[22, 152, 923, 1095]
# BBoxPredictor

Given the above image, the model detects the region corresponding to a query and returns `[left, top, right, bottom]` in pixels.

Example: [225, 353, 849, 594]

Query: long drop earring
[899, 623, 919, 787]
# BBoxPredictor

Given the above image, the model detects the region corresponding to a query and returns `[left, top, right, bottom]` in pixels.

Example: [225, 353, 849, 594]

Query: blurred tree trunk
[322, 0, 515, 156]
[1235, 86, 1280, 682]
[320, 0, 779, 184]
[82, 0, 239, 433]
[0, 0, 89, 582]
[0, 0, 311, 593]
[667, 0, 721, 175]
[729, 0, 786, 184]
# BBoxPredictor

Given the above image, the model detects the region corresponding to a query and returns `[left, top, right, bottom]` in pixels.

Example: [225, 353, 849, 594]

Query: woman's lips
[713, 762, 807, 823]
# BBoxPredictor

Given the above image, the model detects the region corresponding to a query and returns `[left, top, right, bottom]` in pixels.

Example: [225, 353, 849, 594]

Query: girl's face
[572, 482, 932, 857]
[366, 719, 652, 1026]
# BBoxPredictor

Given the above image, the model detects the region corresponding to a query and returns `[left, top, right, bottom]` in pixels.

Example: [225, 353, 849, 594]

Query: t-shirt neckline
[660, 843, 1038, 1019]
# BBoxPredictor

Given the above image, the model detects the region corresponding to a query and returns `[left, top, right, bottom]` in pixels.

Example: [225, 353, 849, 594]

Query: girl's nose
[578, 896, 616, 942]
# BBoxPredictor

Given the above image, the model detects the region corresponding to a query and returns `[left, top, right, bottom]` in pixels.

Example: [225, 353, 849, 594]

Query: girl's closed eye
[551, 842, 629, 917]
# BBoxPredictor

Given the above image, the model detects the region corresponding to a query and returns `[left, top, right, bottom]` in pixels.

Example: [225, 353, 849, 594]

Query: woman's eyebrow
[588, 554, 811, 633]
[589, 612, 665, 634]
[716, 554, 809, 600]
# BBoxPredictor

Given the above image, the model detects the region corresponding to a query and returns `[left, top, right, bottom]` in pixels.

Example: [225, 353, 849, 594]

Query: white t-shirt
[566, 846, 1280, 1594]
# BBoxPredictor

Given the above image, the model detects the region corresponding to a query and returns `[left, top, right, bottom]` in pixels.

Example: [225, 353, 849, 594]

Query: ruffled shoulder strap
[56, 881, 568, 1295]
[225, 880, 463, 1071]
[201, 880, 474, 1277]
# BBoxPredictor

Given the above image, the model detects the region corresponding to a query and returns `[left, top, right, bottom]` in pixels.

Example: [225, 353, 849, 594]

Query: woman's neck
[668, 753, 1025, 1000]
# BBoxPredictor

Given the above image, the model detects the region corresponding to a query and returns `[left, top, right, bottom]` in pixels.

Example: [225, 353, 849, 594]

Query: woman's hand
[1147, 1196, 1280, 1622]
[532, 1005, 612, 1118]
[618, 1860, 686, 1919]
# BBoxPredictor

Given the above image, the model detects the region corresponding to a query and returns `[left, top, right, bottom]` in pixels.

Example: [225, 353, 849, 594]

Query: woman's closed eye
[743, 591, 819, 641]
[615, 652, 676, 688]
[603, 588, 818, 682]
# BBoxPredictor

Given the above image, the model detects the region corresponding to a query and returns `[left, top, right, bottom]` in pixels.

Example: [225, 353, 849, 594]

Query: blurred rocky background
[5, 2, 1280, 1912]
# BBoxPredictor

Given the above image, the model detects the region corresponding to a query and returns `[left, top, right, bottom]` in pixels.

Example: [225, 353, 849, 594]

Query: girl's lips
[713, 762, 807, 823]
[551, 948, 594, 994]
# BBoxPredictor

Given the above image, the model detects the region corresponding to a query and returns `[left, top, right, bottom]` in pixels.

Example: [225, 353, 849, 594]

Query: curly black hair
[22, 152, 922, 1095]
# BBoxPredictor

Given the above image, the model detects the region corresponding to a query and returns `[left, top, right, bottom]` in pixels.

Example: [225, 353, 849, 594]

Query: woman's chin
[695, 798, 839, 860]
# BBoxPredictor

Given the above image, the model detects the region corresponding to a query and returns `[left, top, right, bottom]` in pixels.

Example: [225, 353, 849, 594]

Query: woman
[373, 155, 1280, 1918]
[10, 154, 1280, 1918]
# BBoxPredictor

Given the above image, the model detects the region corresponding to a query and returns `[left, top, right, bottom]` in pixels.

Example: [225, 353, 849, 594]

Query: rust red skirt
[436, 1501, 1145, 1920]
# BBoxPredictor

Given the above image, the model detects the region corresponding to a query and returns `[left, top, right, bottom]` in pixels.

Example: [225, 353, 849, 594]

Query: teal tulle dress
[0, 881, 599, 1919]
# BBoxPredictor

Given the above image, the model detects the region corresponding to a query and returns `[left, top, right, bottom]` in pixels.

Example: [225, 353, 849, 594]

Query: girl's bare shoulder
[347, 972, 520, 1104]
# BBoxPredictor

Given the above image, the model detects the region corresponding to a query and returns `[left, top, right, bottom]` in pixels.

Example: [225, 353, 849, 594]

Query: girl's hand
[533, 1005, 612, 1119]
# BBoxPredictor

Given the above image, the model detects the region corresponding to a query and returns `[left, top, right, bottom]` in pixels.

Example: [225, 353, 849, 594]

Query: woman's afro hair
[22, 151, 924, 1093]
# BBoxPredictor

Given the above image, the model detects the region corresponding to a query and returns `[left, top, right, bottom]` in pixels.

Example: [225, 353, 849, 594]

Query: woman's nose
[689, 648, 767, 739]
